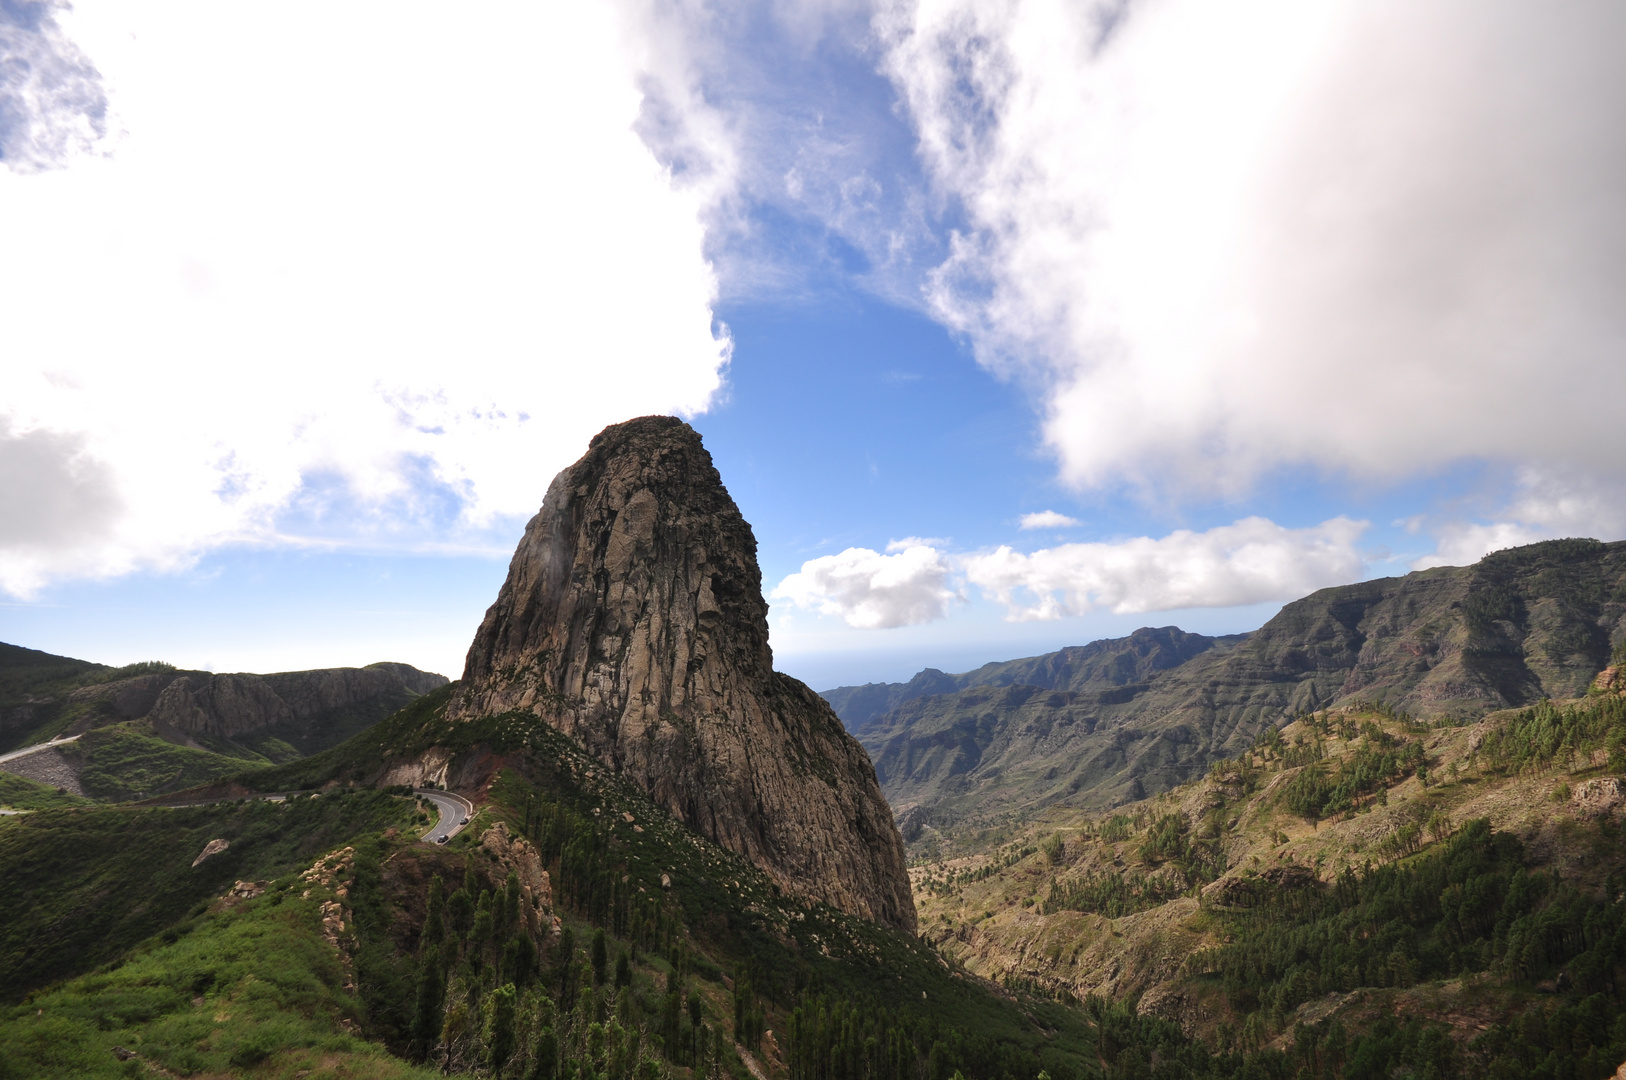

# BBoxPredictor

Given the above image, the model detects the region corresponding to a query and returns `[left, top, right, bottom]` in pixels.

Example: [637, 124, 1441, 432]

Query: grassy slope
[0, 789, 416, 999]
[0, 686, 1103, 1080]
[61, 721, 277, 801]
[0, 771, 94, 811]
[0, 644, 186, 753]
[0, 840, 441, 1080]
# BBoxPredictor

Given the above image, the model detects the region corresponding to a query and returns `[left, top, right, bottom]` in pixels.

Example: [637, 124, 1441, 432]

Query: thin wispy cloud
[0, 0, 106, 171]
[1018, 510, 1080, 530]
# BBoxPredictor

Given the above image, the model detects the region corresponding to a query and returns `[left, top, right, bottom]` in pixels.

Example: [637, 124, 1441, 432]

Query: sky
[2, 0, 1624, 692]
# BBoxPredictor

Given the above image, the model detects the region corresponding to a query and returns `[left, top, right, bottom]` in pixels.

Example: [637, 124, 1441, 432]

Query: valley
[899, 682, 1626, 1076]
[3, 419, 1626, 1080]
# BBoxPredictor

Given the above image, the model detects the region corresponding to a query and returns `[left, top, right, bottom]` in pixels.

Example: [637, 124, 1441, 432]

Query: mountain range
[0, 643, 447, 801]
[6, 416, 1626, 1080]
[823, 537, 1626, 841]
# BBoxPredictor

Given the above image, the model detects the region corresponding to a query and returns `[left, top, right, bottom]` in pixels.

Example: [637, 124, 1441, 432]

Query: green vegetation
[783, 993, 1076, 1080]
[0, 789, 414, 998]
[1041, 870, 1186, 919]
[1038, 811, 1223, 918]
[1477, 693, 1626, 775]
[0, 772, 92, 811]
[470, 741, 1089, 1066]
[0, 845, 440, 1080]
[61, 721, 273, 801]
[1098, 815, 1133, 843]
[1091, 816, 1626, 1078]
[1279, 725, 1424, 823]
[0, 641, 107, 703]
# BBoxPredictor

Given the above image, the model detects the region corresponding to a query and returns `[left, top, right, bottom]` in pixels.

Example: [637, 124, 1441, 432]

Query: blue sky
[3, 1, 1625, 691]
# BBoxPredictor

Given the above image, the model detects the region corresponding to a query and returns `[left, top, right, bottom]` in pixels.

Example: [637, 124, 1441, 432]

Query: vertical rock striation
[450, 416, 916, 931]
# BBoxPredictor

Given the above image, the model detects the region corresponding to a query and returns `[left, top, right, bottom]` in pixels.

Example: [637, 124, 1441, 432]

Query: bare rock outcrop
[192, 838, 230, 866]
[479, 822, 555, 935]
[380, 747, 454, 789]
[450, 416, 916, 931]
[1572, 777, 1626, 818]
[147, 664, 447, 741]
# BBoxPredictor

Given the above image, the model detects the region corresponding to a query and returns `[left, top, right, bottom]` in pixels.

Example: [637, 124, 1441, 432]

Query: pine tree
[410, 944, 446, 1061]
[591, 927, 609, 986]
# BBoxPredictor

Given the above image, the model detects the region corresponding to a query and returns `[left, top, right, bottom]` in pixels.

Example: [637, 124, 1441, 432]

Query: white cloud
[0, 0, 106, 171]
[963, 516, 1368, 620]
[1413, 522, 1546, 572]
[885, 535, 948, 552]
[772, 542, 957, 628]
[1018, 510, 1080, 530]
[775, 516, 1366, 628]
[877, 0, 1626, 498]
[0, 1, 734, 597]
[1410, 466, 1626, 570]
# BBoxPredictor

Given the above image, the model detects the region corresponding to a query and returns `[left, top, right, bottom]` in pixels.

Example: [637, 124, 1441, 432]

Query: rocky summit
[450, 416, 916, 931]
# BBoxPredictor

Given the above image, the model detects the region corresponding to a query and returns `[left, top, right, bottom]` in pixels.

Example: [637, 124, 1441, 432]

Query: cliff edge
[450, 416, 916, 931]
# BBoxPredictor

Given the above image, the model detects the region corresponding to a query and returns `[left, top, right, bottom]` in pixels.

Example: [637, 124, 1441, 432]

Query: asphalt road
[415, 789, 475, 845]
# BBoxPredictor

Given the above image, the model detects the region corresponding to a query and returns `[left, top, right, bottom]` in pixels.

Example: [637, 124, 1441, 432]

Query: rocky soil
[0, 744, 85, 795]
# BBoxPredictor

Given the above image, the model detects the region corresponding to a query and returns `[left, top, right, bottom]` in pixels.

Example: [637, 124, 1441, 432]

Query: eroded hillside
[907, 670, 1626, 1076]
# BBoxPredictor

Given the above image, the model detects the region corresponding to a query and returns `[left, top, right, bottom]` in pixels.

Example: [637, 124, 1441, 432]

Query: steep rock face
[450, 416, 915, 931]
[148, 665, 449, 743]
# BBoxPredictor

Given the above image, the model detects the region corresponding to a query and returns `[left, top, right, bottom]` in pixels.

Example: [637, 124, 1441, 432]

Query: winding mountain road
[415, 789, 475, 844]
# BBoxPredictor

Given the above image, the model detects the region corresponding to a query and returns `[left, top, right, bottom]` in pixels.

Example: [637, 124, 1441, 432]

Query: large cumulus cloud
[878, 0, 1626, 554]
[0, 1, 732, 596]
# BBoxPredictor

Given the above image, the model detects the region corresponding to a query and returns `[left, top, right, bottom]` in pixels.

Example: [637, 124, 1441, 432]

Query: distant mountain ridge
[0, 643, 447, 800]
[824, 538, 1626, 835]
[821, 626, 1245, 733]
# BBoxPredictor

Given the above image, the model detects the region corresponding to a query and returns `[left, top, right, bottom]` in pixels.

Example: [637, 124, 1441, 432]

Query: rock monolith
[451, 416, 916, 931]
